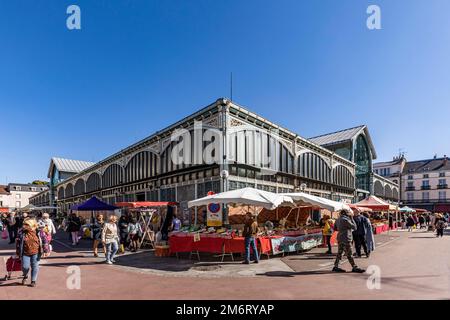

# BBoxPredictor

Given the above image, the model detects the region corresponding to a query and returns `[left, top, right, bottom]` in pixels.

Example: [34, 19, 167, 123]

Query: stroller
[2, 256, 22, 281]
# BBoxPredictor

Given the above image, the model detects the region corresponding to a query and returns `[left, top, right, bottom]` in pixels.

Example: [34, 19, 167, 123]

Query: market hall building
[30, 98, 398, 213]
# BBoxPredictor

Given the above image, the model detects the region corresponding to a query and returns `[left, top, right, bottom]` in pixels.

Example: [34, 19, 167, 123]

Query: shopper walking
[332, 210, 365, 273]
[102, 215, 119, 264]
[40, 213, 56, 245]
[127, 217, 143, 252]
[363, 212, 375, 254]
[6, 212, 17, 244]
[118, 213, 129, 253]
[16, 218, 48, 287]
[91, 214, 106, 257]
[67, 212, 82, 246]
[242, 212, 260, 264]
[435, 215, 446, 237]
[320, 215, 334, 254]
[406, 215, 415, 232]
[353, 211, 371, 258]
[418, 215, 425, 229]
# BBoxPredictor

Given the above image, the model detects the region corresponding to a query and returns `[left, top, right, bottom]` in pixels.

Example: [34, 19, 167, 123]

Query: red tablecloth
[373, 223, 389, 234]
[169, 235, 274, 254]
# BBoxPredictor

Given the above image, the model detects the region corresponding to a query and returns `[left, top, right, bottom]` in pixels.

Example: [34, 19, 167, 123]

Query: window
[15, 186, 21, 191]
[386, 168, 391, 176]
[439, 191, 446, 200]
[439, 179, 446, 186]
[422, 192, 429, 201]
[407, 182, 414, 187]
[15, 194, 21, 199]
[422, 180, 430, 187]
[374, 169, 378, 174]
[440, 172, 445, 177]
[408, 175, 413, 180]
[423, 174, 429, 178]
[31, 187, 36, 192]
[15, 201, 21, 208]
[407, 193, 414, 201]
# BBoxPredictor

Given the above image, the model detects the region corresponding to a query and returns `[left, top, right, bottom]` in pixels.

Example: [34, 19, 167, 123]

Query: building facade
[1, 183, 49, 210]
[29, 158, 95, 207]
[309, 126, 400, 202]
[48, 99, 359, 214]
[30, 98, 400, 216]
[374, 155, 450, 212]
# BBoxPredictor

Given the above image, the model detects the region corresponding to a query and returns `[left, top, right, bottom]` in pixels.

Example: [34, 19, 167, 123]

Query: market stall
[115, 201, 178, 250]
[171, 188, 350, 260]
[70, 196, 119, 238]
[355, 195, 399, 234]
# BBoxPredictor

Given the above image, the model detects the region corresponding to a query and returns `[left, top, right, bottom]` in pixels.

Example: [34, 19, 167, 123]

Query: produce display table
[373, 223, 389, 234]
[169, 233, 272, 255]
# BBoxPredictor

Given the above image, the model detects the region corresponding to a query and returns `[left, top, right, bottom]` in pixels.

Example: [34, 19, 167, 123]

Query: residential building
[0, 183, 49, 211]
[374, 155, 450, 212]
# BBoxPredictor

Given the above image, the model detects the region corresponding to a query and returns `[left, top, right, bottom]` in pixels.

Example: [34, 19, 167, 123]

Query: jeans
[244, 237, 259, 262]
[22, 254, 39, 282]
[106, 240, 119, 262]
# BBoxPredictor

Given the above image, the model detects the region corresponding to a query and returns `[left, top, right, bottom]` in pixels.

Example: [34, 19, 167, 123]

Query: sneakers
[242, 261, 250, 264]
[352, 267, 366, 273]
[21, 276, 28, 285]
[254, 260, 259, 264]
[106, 260, 113, 265]
[30, 281, 36, 287]
[332, 267, 346, 273]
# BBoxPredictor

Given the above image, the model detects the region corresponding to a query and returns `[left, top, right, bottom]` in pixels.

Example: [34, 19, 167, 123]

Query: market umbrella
[399, 206, 416, 213]
[20, 204, 38, 212]
[279, 192, 352, 212]
[355, 195, 398, 211]
[187, 187, 295, 210]
[73, 196, 118, 211]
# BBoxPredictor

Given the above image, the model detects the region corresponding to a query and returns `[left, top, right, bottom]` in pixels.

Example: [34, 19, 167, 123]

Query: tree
[31, 180, 49, 185]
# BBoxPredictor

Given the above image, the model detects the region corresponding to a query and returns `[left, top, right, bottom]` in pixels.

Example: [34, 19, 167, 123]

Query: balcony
[406, 186, 415, 191]
[437, 184, 448, 189]
[421, 185, 431, 190]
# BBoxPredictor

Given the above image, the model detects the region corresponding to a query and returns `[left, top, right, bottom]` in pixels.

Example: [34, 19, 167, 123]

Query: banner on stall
[271, 233, 323, 254]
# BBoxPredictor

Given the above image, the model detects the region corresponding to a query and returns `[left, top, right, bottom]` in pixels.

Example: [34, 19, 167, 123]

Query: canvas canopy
[115, 201, 178, 208]
[188, 187, 295, 210]
[279, 192, 352, 212]
[355, 195, 398, 211]
[71, 196, 118, 211]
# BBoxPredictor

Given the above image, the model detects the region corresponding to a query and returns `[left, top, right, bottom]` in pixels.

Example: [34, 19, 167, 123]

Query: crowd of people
[402, 212, 448, 236]
[0, 211, 56, 287]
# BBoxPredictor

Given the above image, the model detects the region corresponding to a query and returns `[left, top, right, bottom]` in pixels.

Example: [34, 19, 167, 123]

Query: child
[435, 216, 446, 237]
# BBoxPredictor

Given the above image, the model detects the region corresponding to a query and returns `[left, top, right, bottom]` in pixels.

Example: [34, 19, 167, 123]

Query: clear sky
[1, 0, 450, 183]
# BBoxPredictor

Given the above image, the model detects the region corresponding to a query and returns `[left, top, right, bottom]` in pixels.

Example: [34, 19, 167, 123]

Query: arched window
[58, 187, 64, 200]
[86, 173, 101, 193]
[333, 165, 354, 189]
[298, 153, 331, 183]
[125, 151, 158, 183]
[393, 188, 399, 200]
[66, 183, 74, 198]
[102, 164, 123, 189]
[374, 180, 384, 196]
[355, 135, 372, 192]
[74, 179, 85, 196]
[385, 185, 393, 199]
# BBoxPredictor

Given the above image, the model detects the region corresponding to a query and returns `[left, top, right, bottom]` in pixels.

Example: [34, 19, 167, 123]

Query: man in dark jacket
[353, 212, 371, 258]
[332, 210, 365, 273]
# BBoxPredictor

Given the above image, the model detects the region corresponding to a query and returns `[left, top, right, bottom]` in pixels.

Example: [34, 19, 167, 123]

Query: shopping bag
[6, 256, 22, 272]
[1, 229, 7, 240]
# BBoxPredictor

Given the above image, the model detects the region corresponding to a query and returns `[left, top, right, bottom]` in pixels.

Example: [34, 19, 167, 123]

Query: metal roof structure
[308, 125, 377, 159]
[47, 157, 96, 178]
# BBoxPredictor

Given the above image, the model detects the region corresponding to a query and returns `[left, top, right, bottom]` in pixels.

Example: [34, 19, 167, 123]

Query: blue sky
[1, 0, 450, 183]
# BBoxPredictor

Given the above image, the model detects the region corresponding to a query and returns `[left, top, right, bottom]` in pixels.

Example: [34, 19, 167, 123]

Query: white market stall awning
[188, 187, 295, 210]
[279, 192, 352, 212]
[399, 206, 416, 213]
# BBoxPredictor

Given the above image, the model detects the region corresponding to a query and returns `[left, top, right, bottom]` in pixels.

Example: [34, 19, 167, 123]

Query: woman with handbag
[16, 218, 48, 287]
[102, 215, 120, 264]
[127, 217, 143, 253]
